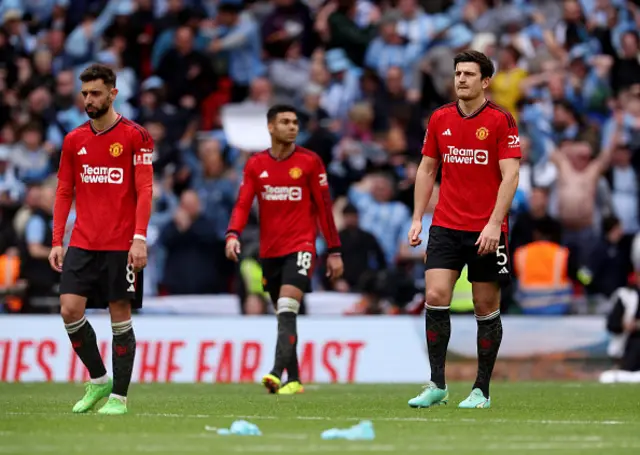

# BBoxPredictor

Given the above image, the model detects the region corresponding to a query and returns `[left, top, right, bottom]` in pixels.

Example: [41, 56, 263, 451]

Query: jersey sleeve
[132, 128, 155, 239]
[226, 157, 257, 239]
[421, 112, 440, 159]
[309, 155, 341, 253]
[497, 111, 522, 160]
[52, 135, 75, 247]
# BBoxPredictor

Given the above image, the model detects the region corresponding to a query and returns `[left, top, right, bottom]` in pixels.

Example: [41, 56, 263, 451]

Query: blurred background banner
[221, 104, 271, 152]
[2, 0, 640, 378]
[0, 315, 610, 384]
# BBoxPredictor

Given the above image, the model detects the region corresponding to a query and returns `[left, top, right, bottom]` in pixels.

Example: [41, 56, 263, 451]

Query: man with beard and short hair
[406, 50, 521, 409]
[49, 63, 153, 415]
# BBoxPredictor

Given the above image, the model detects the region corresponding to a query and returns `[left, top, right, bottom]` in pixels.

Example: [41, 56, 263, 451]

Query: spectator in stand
[364, 10, 422, 89]
[320, 0, 378, 68]
[550, 138, 614, 266]
[587, 215, 627, 308]
[268, 41, 310, 105]
[18, 181, 58, 313]
[513, 218, 578, 315]
[607, 140, 638, 275]
[156, 25, 216, 108]
[602, 239, 640, 379]
[158, 190, 222, 294]
[490, 45, 527, 119]
[261, 0, 316, 59]
[0, 148, 25, 204]
[330, 203, 386, 292]
[511, 186, 562, 252]
[348, 172, 411, 266]
[12, 122, 52, 184]
[207, 1, 265, 103]
[191, 137, 237, 283]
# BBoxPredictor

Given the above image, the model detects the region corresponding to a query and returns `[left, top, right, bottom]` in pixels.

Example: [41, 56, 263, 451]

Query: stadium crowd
[1, 0, 640, 316]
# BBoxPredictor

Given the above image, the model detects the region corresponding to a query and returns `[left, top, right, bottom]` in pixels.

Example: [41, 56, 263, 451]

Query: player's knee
[60, 296, 85, 324]
[276, 297, 300, 314]
[425, 288, 451, 308]
[472, 296, 499, 315]
[108, 300, 132, 321]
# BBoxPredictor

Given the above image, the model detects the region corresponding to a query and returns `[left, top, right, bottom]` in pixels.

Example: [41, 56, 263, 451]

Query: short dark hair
[79, 63, 117, 88]
[20, 121, 43, 136]
[503, 44, 522, 63]
[267, 104, 297, 123]
[218, 2, 243, 14]
[602, 215, 620, 235]
[453, 50, 494, 79]
[532, 217, 557, 240]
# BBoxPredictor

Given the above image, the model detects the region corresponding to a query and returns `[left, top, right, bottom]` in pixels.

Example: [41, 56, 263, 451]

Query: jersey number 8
[126, 264, 136, 291]
[297, 252, 313, 276]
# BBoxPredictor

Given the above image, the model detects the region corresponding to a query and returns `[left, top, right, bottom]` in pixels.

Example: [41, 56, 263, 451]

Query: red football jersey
[421, 101, 521, 232]
[52, 115, 154, 251]
[226, 146, 341, 258]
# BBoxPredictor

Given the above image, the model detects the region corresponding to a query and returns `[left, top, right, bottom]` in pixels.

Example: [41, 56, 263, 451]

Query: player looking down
[49, 64, 153, 415]
[407, 50, 521, 409]
[225, 104, 343, 395]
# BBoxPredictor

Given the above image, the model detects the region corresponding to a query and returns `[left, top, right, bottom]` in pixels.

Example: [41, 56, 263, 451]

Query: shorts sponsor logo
[444, 146, 489, 165]
[80, 165, 124, 184]
[261, 185, 302, 201]
[109, 142, 124, 158]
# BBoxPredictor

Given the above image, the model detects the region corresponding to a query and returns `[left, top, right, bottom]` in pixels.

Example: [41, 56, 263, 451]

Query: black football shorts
[260, 251, 315, 305]
[60, 247, 143, 309]
[424, 225, 512, 284]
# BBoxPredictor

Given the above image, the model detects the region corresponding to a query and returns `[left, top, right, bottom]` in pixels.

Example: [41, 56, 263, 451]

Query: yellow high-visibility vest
[240, 258, 270, 298]
[451, 266, 474, 313]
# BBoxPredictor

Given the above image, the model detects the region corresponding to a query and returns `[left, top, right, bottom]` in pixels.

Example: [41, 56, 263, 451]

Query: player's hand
[476, 222, 501, 255]
[326, 253, 344, 280]
[225, 237, 241, 262]
[624, 320, 638, 334]
[408, 219, 422, 247]
[128, 239, 147, 272]
[48, 246, 64, 272]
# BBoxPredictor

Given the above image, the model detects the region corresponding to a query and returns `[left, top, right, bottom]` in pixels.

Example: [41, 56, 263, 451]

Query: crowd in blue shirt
[1, 0, 640, 314]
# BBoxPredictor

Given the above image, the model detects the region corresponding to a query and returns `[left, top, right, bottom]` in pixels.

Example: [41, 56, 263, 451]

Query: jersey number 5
[496, 245, 508, 266]
[297, 252, 313, 276]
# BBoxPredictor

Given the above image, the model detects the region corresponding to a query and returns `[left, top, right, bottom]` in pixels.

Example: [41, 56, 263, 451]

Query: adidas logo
[499, 267, 509, 274]
[127, 284, 135, 292]
[78, 147, 87, 155]
[442, 129, 452, 136]
[259, 171, 269, 178]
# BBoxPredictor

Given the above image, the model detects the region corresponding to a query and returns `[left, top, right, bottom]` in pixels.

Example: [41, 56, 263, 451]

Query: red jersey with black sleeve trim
[226, 146, 341, 258]
[52, 115, 154, 251]
[421, 100, 521, 233]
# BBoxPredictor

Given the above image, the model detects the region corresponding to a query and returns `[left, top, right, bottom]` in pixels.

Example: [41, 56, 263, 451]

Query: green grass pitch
[1, 382, 639, 454]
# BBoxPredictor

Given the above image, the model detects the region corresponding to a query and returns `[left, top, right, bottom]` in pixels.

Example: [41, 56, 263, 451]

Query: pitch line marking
[3, 411, 633, 425]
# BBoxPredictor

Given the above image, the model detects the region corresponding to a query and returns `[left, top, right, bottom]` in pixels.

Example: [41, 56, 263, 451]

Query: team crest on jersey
[289, 167, 303, 179]
[109, 142, 124, 157]
[475, 127, 489, 141]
